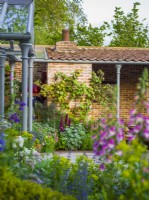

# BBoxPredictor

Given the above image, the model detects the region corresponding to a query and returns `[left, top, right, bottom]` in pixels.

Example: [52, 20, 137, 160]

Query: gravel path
[55, 151, 101, 164]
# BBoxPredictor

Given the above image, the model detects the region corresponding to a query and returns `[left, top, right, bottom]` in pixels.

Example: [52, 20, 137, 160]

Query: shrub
[33, 155, 100, 200]
[32, 122, 58, 153]
[0, 166, 76, 200]
[57, 123, 86, 150]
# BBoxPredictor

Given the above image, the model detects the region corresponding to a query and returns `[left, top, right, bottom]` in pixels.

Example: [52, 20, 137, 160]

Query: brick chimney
[62, 29, 70, 41]
[55, 29, 77, 51]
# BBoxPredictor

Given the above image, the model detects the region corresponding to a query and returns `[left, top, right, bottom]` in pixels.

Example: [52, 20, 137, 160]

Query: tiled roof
[46, 46, 149, 63]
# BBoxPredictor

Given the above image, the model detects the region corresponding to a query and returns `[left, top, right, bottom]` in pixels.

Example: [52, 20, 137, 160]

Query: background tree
[34, 0, 87, 45]
[105, 2, 149, 47]
[71, 23, 106, 46]
[34, 0, 106, 46]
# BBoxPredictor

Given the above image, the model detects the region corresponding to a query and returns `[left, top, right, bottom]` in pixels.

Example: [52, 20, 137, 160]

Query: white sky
[82, 0, 149, 27]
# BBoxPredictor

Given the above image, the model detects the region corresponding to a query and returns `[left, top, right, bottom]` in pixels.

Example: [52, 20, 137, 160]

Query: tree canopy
[34, 1, 149, 47]
[105, 2, 149, 47]
[1, 1, 148, 47]
[34, 0, 88, 45]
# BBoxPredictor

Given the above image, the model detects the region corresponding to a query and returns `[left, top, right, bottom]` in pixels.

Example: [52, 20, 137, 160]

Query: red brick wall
[92, 64, 149, 123]
[14, 61, 149, 124]
[47, 62, 92, 85]
[14, 62, 47, 83]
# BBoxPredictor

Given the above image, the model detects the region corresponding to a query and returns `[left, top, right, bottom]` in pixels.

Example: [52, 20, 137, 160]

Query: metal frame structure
[0, 0, 35, 132]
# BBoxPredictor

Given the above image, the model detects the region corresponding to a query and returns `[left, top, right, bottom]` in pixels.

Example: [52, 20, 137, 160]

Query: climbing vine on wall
[39, 69, 112, 121]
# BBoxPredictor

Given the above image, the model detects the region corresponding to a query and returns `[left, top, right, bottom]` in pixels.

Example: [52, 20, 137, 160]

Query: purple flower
[92, 135, 97, 140]
[100, 118, 106, 128]
[9, 113, 20, 123]
[118, 119, 124, 125]
[19, 102, 26, 110]
[100, 131, 107, 141]
[99, 138, 107, 145]
[93, 140, 99, 150]
[99, 163, 105, 171]
[10, 75, 14, 81]
[98, 149, 106, 155]
[108, 126, 116, 137]
[143, 129, 149, 140]
[59, 117, 64, 132]
[127, 134, 136, 141]
[65, 114, 68, 125]
[19, 102, 26, 107]
[132, 125, 142, 134]
[130, 109, 137, 116]
[145, 117, 149, 125]
[116, 129, 124, 142]
[107, 139, 115, 150]
[135, 114, 144, 123]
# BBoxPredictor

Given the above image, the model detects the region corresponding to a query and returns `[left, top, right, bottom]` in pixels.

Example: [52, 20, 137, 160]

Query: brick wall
[92, 64, 149, 123]
[14, 62, 47, 83]
[14, 62, 22, 81]
[47, 62, 92, 85]
[14, 60, 149, 124]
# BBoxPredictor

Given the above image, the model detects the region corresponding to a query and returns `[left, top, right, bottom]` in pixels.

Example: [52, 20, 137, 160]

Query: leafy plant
[0, 166, 76, 200]
[57, 123, 86, 150]
[32, 122, 58, 153]
[38, 69, 111, 122]
[33, 155, 100, 200]
[34, 102, 61, 129]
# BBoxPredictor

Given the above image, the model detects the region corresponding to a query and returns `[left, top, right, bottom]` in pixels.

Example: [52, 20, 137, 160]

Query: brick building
[14, 31, 149, 124]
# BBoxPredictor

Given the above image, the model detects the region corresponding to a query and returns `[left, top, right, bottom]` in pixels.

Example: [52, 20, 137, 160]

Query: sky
[82, 0, 149, 27]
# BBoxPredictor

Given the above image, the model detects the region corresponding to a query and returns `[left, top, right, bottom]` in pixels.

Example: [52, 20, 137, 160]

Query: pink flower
[107, 139, 115, 150]
[116, 150, 123, 156]
[130, 109, 137, 116]
[108, 126, 116, 137]
[136, 114, 144, 123]
[143, 129, 149, 140]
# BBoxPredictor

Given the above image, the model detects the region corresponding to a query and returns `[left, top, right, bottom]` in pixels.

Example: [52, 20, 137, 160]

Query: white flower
[12, 143, 17, 148]
[23, 147, 31, 155]
[14, 136, 24, 147]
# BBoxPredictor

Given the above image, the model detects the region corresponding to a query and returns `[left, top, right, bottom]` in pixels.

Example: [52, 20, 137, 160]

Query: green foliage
[39, 70, 111, 122]
[0, 129, 38, 179]
[0, 166, 76, 200]
[135, 68, 149, 108]
[81, 133, 93, 150]
[105, 2, 149, 47]
[57, 123, 86, 150]
[71, 23, 106, 46]
[34, 0, 87, 45]
[1, 5, 28, 33]
[34, 102, 62, 129]
[90, 70, 112, 105]
[32, 122, 57, 153]
[33, 155, 100, 199]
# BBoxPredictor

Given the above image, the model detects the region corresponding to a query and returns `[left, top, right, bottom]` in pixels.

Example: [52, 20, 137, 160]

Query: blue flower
[0, 138, 5, 152]
[9, 113, 20, 123]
